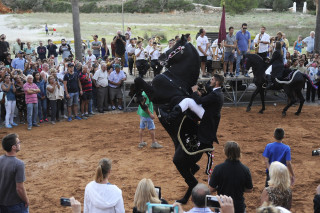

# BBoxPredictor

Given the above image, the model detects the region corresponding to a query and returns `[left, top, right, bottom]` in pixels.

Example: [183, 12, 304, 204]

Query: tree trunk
[71, 0, 82, 62]
[315, 0, 320, 53]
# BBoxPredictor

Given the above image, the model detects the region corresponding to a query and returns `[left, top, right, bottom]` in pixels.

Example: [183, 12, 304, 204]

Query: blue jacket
[35, 80, 46, 98]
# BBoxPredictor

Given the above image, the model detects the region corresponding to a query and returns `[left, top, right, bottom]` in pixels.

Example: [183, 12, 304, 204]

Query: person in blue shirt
[11, 51, 26, 70]
[235, 23, 251, 77]
[262, 128, 295, 187]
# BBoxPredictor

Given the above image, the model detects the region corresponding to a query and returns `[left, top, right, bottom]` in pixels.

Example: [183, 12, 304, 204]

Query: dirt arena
[1, 105, 319, 212]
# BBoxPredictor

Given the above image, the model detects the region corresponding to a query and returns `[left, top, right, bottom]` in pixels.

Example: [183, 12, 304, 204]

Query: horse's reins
[161, 69, 190, 96]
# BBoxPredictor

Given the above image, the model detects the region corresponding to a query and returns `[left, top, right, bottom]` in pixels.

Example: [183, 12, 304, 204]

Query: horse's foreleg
[246, 87, 260, 112]
[282, 92, 295, 116]
[295, 90, 305, 116]
[259, 88, 266, 114]
[134, 77, 154, 100]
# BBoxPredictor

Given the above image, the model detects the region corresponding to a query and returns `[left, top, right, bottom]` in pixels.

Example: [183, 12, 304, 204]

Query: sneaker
[230, 73, 234, 77]
[51, 121, 56, 125]
[44, 118, 49, 122]
[84, 114, 90, 117]
[39, 120, 43, 123]
[68, 117, 72, 122]
[64, 115, 68, 119]
[244, 73, 250, 77]
[33, 124, 40, 127]
[5, 124, 12, 129]
[11, 122, 18, 126]
[151, 142, 163, 149]
[75, 116, 82, 120]
[118, 106, 123, 110]
[27, 126, 32, 130]
[235, 73, 240, 77]
[112, 105, 116, 110]
[89, 111, 95, 115]
[81, 115, 88, 120]
[20, 121, 25, 124]
[138, 141, 147, 148]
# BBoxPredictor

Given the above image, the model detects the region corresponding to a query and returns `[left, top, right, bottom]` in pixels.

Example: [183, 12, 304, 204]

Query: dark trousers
[151, 60, 163, 76]
[206, 60, 213, 73]
[57, 99, 65, 117]
[258, 52, 268, 60]
[56, 99, 61, 120]
[306, 83, 316, 102]
[50, 100, 57, 122]
[128, 57, 134, 74]
[97, 87, 109, 111]
[136, 60, 150, 77]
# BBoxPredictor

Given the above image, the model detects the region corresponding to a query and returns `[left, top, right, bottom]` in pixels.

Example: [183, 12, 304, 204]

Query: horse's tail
[275, 70, 300, 84]
[302, 73, 319, 90]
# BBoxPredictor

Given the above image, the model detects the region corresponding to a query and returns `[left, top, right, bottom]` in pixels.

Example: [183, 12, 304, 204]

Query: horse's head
[159, 34, 188, 68]
[158, 34, 200, 87]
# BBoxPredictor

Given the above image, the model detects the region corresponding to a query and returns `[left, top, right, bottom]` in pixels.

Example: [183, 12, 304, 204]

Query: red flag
[218, 5, 226, 44]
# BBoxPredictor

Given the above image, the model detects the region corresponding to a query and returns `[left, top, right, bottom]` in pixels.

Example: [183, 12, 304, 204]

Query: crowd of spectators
[2, 130, 320, 213]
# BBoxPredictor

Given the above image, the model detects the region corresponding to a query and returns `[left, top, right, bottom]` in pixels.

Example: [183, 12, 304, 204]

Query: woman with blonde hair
[261, 161, 292, 210]
[133, 178, 167, 213]
[84, 158, 125, 213]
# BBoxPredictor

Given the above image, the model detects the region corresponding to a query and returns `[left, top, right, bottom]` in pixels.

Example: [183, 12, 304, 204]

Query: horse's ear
[181, 34, 187, 43]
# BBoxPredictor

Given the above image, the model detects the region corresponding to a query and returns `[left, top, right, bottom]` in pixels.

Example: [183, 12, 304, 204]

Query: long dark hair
[275, 41, 283, 57]
[33, 72, 42, 83]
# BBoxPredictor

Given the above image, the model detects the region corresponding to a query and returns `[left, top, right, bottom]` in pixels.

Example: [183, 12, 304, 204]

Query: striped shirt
[23, 83, 39, 104]
[79, 72, 92, 92]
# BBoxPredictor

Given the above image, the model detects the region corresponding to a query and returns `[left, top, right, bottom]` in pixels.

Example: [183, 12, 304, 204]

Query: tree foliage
[224, 0, 258, 14]
[272, 0, 293, 11]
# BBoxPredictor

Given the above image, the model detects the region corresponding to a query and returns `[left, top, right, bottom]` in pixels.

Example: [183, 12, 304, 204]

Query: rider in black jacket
[265, 41, 284, 90]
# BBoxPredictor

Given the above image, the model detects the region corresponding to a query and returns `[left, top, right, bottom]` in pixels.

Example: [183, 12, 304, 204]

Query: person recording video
[112, 30, 126, 68]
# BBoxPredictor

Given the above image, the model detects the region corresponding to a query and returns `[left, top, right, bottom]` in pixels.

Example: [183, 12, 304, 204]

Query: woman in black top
[265, 41, 284, 90]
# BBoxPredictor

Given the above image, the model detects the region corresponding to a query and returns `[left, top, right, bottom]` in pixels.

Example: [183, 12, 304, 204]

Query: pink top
[23, 83, 39, 104]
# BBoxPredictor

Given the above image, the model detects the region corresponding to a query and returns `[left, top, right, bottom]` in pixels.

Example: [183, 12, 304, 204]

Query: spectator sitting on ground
[108, 64, 126, 110]
[209, 141, 253, 213]
[133, 178, 167, 213]
[174, 184, 235, 213]
[261, 161, 292, 210]
[257, 202, 291, 213]
[84, 158, 125, 213]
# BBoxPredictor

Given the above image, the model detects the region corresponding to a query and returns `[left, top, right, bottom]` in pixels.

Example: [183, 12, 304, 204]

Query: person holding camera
[0, 134, 29, 213]
[133, 178, 167, 213]
[84, 158, 125, 213]
[174, 183, 235, 213]
[112, 31, 126, 68]
[209, 141, 253, 213]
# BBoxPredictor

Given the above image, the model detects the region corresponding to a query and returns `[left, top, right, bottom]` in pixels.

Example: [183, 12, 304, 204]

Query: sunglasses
[243, 28, 247, 30]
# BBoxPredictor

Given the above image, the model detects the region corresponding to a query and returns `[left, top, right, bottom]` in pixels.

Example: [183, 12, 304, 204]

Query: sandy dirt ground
[0, 105, 320, 213]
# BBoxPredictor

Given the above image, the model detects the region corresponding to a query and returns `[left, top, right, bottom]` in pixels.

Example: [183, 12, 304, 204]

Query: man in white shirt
[127, 39, 136, 75]
[144, 38, 153, 58]
[163, 39, 174, 54]
[196, 28, 210, 78]
[108, 64, 126, 110]
[92, 63, 109, 113]
[85, 49, 96, 66]
[135, 41, 150, 78]
[149, 42, 163, 76]
[254, 26, 270, 60]
[303, 31, 315, 58]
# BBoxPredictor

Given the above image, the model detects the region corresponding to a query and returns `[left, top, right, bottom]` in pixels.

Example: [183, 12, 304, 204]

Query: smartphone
[205, 195, 220, 208]
[60, 197, 71, 206]
[154, 186, 161, 199]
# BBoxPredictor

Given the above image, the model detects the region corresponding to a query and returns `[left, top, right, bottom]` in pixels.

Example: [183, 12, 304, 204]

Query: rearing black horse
[245, 54, 312, 116]
[134, 35, 212, 204]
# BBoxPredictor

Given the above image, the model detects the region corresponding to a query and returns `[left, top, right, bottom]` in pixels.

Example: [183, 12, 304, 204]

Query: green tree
[272, 0, 292, 11]
[224, 0, 258, 14]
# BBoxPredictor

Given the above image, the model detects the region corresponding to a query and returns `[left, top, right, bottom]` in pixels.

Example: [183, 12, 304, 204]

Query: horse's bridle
[161, 45, 185, 66]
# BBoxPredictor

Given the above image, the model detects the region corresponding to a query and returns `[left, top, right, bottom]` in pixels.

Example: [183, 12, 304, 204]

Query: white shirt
[206, 47, 213, 60]
[108, 70, 126, 88]
[93, 69, 109, 87]
[135, 48, 145, 60]
[215, 47, 223, 60]
[126, 44, 135, 58]
[86, 54, 96, 65]
[84, 181, 125, 213]
[144, 45, 152, 56]
[163, 46, 170, 53]
[254, 33, 270, 53]
[197, 35, 209, 56]
[149, 47, 161, 60]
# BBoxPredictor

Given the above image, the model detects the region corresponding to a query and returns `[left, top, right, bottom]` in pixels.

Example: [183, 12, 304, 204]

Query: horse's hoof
[246, 107, 251, 112]
[258, 110, 264, 114]
[295, 112, 301, 116]
[282, 111, 286, 116]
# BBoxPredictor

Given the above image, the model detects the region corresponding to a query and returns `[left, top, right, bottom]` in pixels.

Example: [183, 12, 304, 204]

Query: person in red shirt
[79, 64, 93, 118]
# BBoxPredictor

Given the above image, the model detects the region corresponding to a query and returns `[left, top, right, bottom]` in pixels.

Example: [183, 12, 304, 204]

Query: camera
[147, 203, 178, 213]
[60, 197, 71, 206]
[312, 149, 320, 156]
[205, 195, 220, 208]
[154, 186, 161, 199]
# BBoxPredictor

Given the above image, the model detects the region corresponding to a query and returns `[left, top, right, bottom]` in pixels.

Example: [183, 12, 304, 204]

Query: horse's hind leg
[246, 87, 261, 112]
[295, 90, 305, 116]
[173, 145, 203, 204]
[282, 91, 295, 116]
[259, 88, 266, 114]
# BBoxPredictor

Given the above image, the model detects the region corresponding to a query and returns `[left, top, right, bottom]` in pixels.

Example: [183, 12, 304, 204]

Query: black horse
[245, 54, 312, 116]
[134, 35, 213, 204]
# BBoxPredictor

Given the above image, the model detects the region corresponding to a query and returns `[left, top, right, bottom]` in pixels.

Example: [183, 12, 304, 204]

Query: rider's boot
[159, 105, 182, 124]
[265, 74, 274, 90]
